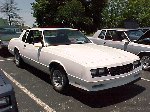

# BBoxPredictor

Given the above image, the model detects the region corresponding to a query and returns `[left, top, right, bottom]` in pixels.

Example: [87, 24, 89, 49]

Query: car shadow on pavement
[21, 63, 51, 84]
[0, 48, 13, 58]
[66, 83, 145, 108]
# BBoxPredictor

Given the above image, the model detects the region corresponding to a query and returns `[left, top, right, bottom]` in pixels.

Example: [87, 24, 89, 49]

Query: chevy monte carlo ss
[8, 28, 141, 93]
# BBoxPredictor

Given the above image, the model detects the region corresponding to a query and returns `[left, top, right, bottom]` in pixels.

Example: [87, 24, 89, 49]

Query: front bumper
[69, 66, 142, 91]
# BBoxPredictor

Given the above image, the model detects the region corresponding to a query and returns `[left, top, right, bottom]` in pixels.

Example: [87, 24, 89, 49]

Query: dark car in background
[0, 28, 21, 49]
[0, 69, 18, 112]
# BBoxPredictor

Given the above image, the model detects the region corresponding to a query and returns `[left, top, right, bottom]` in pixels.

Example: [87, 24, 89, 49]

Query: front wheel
[141, 56, 150, 70]
[51, 68, 69, 93]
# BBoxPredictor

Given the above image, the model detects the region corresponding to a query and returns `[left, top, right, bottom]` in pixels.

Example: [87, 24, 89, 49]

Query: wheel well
[138, 52, 150, 58]
[49, 62, 67, 75]
[14, 47, 19, 54]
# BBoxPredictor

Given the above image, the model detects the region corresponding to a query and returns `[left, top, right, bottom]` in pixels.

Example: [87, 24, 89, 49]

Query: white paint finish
[8, 28, 142, 91]
[6, 58, 13, 61]
[3, 70, 55, 112]
[43, 44, 139, 68]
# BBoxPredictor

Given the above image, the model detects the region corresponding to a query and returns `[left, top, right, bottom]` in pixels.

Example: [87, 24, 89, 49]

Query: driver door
[21, 30, 43, 67]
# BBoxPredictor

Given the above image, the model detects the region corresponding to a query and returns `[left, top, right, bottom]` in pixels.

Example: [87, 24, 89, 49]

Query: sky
[0, 0, 36, 27]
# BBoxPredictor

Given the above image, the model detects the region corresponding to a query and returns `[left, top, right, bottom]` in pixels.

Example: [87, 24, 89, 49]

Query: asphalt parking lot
[0, 48, 150, 112]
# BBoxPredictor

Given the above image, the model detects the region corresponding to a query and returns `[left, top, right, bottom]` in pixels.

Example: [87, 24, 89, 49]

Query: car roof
[100, 28, 139, 31]
[27, 28, 77, 31]
[138, 27, 150, 29]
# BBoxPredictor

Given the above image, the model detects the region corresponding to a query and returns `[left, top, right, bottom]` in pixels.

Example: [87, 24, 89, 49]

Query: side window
[26, 30, 34, 44]
[22, 31, 29, 42]
[109, 31, 124, 41]
[25, 30, 42, 44]
[98, 30, 106, 39]
[118, 32, 126, 41]
[105, 31, 113, 40]
[33, 30, 42, 43]
[22, 33, 26, 42]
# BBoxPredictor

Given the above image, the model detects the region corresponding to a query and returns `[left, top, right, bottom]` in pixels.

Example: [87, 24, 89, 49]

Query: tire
[141, 56, 150, 70]
[51, 67, 69, 93]
[14, 50, 23, 67]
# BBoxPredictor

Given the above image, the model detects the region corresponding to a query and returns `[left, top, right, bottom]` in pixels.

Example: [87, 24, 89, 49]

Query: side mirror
[132, 40, 137, 42]
[34, 43, 43, 47]
[98, 35, 104, 39]
[122, 39, 129, 43]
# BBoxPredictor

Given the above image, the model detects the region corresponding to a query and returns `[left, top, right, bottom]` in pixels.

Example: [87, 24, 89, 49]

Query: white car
[89, 28, 150, 70]
[8, 28, 141, 93]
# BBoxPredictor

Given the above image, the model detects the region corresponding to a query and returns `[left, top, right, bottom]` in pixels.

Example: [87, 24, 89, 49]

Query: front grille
[109, 63, 133, 76]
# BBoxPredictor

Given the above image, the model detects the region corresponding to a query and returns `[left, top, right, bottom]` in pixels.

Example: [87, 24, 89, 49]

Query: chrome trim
[21, 54, 49, 68]
[68, 66, 141, 83]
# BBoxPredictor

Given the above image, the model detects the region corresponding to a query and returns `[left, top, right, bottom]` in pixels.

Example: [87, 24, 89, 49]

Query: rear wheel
[14, 50, 23, 67]
[51, 68, 69, 93]
[141, 56, 150, 70]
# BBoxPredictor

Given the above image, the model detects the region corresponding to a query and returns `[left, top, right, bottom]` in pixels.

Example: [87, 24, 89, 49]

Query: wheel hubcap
[52, 70, 64, 88]
[15, 52, 20, 65]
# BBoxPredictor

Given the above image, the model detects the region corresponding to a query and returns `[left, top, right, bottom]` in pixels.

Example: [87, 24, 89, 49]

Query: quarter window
[98, 30, 106, 39]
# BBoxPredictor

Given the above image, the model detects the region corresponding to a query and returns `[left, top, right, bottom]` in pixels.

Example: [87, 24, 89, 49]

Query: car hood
[45, 43, 139, 67]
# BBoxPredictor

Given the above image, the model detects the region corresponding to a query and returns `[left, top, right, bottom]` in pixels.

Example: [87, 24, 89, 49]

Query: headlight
[0, 96, 10, 108]
[90, 67, 109, 78]
[133, 60, 141, 69]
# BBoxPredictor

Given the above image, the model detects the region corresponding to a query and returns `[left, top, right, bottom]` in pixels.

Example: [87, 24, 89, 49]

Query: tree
[80, 0, 107, 31]
[56, 0, 92, 31]
[32, 0, 107, 33]
[0, 0, 22, 26]
[125, 0, 150, 27]
[32, 0, 67, 27]
[101, 0, 150, 28]
[101, 0, 128, 28]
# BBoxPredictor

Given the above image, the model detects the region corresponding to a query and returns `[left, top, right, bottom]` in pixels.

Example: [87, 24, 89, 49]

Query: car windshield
[43, 29, 91, 45]
[126, 30, 144, 41]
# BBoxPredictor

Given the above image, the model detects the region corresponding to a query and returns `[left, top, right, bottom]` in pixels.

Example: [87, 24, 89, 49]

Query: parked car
[0, 28, 21, 49]
[89, 28, 150, 70]
[0, 69, 18, 112]
[138, 27, 150, 33]
[8, 28, 141, 93]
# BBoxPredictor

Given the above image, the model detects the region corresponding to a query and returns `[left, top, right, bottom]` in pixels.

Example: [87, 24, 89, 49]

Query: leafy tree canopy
[101, 0, 150, 28]
[56, 0, 92, 30]
[32, 0, 107, 33]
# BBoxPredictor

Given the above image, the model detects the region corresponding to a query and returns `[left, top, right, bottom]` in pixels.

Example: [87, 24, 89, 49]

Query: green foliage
[56, 0, 92, 29]
[32, 0, 67, 27]
[32, 0, 107, 33]
[101, 0, 150, 28]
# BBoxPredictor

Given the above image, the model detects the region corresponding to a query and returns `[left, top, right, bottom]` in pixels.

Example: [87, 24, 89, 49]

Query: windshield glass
[126, 30, 144, 41]
[43, 29, 91, 45]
